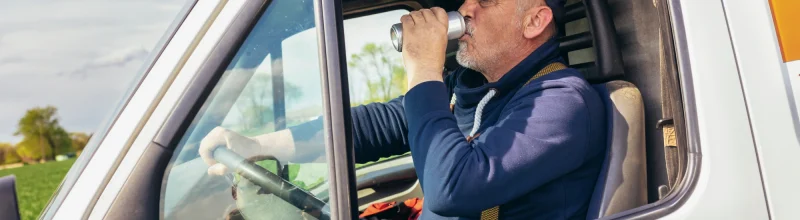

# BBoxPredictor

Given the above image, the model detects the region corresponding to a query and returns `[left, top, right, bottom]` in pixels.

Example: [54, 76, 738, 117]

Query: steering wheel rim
[212, 147, 330, 220]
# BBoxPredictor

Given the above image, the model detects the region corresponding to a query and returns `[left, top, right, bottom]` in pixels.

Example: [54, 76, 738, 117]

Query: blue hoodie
[290, 39, 607, 219]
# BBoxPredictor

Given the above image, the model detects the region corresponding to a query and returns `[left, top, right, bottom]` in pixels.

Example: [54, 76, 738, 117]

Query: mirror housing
[0, 175, 21, 220]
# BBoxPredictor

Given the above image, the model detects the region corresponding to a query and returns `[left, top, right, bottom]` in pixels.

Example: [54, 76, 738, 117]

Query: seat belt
[478, 62, 567, 220]
[657, 66, 683, 199]
[655, 0, 684, 199]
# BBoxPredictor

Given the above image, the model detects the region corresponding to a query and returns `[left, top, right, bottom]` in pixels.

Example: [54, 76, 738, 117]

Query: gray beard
[456, 41, 486, 73]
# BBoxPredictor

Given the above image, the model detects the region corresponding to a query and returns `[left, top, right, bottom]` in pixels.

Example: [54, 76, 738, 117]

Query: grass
[0, 159, 76, 220]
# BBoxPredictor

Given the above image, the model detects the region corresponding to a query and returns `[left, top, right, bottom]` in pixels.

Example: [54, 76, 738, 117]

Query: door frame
[314, 0, 359, 218]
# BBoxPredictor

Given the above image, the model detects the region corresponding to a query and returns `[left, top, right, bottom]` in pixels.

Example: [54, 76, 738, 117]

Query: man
[199, 0, 607, 219]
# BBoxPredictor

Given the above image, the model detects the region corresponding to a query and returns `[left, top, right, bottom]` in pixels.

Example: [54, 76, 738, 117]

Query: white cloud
[59, 46, 151, 78]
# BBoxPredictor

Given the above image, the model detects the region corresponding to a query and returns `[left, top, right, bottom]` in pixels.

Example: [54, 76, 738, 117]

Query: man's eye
[478, 0, 496, 7]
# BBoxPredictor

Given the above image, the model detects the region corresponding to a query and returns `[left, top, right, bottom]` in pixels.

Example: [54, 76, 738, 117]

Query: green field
[0, 159, 76, 220]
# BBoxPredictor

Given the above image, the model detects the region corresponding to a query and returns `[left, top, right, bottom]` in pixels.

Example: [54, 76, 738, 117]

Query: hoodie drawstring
[450, 62, 567, 143]
[451, 88, 496, 143]
[470, 89, 497, 138]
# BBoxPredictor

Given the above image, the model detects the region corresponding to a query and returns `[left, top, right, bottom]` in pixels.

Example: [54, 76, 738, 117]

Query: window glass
[160, 3, 412, 219]
[342, 10, 411, 168]
[344, 10, 410, 107]
[341, 10, 418, 211]
[161, 0, 331, 219]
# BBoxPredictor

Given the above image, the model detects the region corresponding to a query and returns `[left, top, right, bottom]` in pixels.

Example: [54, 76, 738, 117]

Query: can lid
[390, 23, 403, 52]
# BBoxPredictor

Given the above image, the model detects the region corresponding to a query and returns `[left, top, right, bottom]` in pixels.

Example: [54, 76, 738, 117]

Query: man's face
[456, 0, 527, 73]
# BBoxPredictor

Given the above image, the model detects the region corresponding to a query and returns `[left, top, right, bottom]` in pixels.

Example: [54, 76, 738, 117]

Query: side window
[161, 1, 333, 219]
[340, 11, 418, 209]
[342, 11, 413, 171]
[343, 10, 410, 107]
[343, 10, 412, 169]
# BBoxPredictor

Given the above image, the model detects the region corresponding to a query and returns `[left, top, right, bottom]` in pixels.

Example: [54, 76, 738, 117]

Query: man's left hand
[401, 7, 449, 89]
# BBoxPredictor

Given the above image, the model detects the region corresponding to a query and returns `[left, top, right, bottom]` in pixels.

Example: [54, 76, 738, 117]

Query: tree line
[0, 106, 91, 165]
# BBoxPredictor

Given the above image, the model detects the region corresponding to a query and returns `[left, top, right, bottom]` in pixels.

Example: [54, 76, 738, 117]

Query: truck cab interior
[95, 0, 689, 219]
[337, 0, 687, 218]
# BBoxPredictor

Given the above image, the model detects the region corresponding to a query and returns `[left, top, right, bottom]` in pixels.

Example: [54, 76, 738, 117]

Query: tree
[0, 143, 21, 165]
[14, 106, 72, 162]
[15, 137, 52, 162]
[347, 43, 407, 105]
[70, 132, 92, 154]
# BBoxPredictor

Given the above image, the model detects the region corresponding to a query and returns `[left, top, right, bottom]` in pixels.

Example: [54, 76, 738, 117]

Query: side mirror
[0, 175, 20, 220]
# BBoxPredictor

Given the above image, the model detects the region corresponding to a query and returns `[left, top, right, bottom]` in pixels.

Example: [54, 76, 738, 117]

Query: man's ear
[522, 6, 553, 39]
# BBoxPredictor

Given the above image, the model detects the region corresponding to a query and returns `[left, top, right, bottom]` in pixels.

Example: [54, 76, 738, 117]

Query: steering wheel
[212, 147, 330, 220]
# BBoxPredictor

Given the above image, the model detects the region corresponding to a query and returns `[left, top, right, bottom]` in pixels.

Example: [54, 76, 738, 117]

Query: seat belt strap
[478, 62, 566, 220]
[525, 62, 568, 86]
[655, 0, 684, 199]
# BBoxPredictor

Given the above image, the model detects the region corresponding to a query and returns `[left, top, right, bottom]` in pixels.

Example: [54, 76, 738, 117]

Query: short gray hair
[516, 0, 546, 14]
[515, 0, 557, 38]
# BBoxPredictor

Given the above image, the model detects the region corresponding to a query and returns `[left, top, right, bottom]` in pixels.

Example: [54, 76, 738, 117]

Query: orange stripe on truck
[769, 0, 800, 62]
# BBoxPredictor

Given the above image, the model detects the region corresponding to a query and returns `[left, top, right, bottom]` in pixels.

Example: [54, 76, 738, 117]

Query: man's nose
[458, 0, 476, 19]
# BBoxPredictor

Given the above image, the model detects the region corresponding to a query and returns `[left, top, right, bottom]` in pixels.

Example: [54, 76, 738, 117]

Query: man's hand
[401, 7, 449, 89]
[198, 127, 295, 175]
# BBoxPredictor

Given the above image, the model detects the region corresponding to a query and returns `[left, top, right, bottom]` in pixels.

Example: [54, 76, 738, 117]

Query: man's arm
[403, 81, 601, 217]
[350, 96, 412, 163]
[203, 95, 413, 174]
[281, 70, 456, 164]
[284, 96, 410, 163]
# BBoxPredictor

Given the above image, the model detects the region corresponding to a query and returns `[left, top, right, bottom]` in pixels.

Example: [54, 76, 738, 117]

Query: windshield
[160, 0, 411, 218]
[161, 0, 329, 219]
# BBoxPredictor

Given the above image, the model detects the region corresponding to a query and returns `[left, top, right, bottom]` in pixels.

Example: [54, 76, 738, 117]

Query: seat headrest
[558, 0, 625, 83]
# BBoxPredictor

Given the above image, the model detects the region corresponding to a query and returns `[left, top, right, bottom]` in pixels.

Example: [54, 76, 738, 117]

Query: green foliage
[15, 137, 53, 162]
[13, 106, 72, 161]
[0, 159, 77, 220]
[355, 152, 411, 169]
[0, 143, 21, 164]
[344, 42, 412, 168]
[347, 43, 408, 106]
[69, 132, 92, 154]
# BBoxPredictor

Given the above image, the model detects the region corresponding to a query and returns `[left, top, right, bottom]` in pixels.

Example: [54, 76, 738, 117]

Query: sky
[0, 0, 408, 144]
[0, 0, 190, 143]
